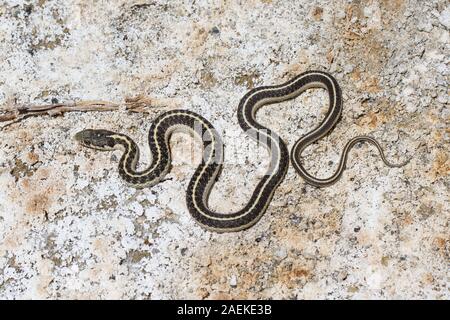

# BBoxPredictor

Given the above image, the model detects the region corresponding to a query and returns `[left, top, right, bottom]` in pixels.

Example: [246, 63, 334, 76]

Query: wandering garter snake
[75, 71, 408, 232]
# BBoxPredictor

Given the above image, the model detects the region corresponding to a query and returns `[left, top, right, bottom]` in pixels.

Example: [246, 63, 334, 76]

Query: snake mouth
[74, 131, 86, 142]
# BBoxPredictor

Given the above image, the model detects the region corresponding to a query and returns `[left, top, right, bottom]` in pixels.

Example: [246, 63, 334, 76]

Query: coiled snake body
[75, 71, 408, 232]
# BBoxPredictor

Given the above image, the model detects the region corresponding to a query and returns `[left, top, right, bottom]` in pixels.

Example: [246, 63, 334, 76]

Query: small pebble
[229, 275, 237, 287]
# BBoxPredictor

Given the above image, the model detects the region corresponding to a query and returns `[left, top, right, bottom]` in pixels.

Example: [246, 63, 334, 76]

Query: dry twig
[0, 95, 179, 129]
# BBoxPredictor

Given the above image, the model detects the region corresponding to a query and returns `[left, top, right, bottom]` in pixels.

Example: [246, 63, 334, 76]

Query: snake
[75, 71, 408, 232]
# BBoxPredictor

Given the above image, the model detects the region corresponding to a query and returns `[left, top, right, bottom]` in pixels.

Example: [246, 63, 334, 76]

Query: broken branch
[0, 95, 180, 129]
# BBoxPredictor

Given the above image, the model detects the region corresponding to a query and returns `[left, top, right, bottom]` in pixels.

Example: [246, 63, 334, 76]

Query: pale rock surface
[0, 0, 448, 299]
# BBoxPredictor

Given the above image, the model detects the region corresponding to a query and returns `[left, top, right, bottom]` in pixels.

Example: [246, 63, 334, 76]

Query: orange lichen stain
[421, 273, 434, 285]
[311, 7, 323, 21]
[357, 231, 375, 247]
[380, 0, 405, 15]
[26, 151, 40, 163]
[184, 24, 209, 57]
[36, 167, 50, 180]
[350, 68, 361, 81]
[277, 228, 308, 251]
[326, 50, 334, 64]
[426, 109, 441, 125]
[336, 4, 391, 89]
[236, 271, 261, 293]
[429, 151, 449, 181]
[16, 130, 32, 144]
[283, 49, 310, 78]
[92, 237, 113, 261]
[400, 213, 414, 226]
[431, 128, 447, 143]
[328, 211, 343, 231]
[275, 263, 310, 289]
[20, 177, 31, 190]
[194, 246, 270, 299]
[196, 287, 210, 299]
[432, 236, 448, 258]
[356, 111, 382, 129]
[25, 190, 51, 215]
[35, 258, 54, 298]
[209, 292, 232, 300]
[273, 208, 340, 256]
[433, 237, 447, 249]
[2, 229, 22, 250]
[368, 112, 379, 128]
[363, 77, 381, 93]
[358, 97, 400, 126]
[19, 168, 52, 194]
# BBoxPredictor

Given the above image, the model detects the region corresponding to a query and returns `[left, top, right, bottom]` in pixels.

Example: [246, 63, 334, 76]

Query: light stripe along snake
[75, 71, 408, 232]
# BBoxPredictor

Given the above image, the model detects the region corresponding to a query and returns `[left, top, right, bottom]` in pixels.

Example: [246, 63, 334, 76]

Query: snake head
[74, 129, 118, 151]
